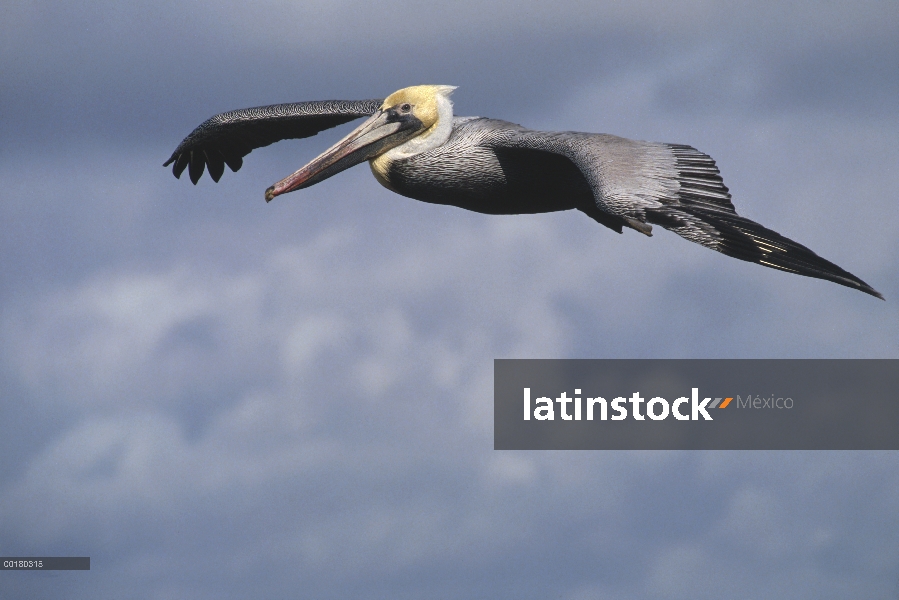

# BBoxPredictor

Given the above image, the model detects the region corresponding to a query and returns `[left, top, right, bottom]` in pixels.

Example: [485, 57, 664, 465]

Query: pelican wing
[164, 99, 383, 184]
[490, 129, 882, 298]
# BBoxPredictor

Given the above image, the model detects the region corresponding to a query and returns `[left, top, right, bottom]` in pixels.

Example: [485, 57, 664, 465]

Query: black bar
[1, 557, 90, 570]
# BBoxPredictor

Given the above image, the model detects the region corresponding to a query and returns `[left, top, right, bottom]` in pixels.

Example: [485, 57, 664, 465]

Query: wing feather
[488, 127, 881, 298]
[164, 99, 383, 183]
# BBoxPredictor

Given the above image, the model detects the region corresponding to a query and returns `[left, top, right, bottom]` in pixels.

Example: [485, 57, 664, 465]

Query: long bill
[264, 109, 422, 202]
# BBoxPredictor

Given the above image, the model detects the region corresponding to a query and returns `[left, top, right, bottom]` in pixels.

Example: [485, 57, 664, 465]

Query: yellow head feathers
[382, 85, 457, 130]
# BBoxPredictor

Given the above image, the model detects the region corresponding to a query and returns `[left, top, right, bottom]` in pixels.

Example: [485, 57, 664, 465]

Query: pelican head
[265, 85, 456, 201]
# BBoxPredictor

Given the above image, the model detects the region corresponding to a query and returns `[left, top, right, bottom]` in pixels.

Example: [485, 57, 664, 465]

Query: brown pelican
[165, 85, 882, 298]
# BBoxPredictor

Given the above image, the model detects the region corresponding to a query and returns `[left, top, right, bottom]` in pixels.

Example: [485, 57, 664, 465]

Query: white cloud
[3, 266, 267, 409]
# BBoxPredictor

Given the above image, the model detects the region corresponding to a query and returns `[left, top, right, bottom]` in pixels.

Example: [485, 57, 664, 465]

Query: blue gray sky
[2, 0, 898, 598]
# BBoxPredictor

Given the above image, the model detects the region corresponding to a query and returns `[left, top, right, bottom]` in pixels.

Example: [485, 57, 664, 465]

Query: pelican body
[165, 85, 881, 298]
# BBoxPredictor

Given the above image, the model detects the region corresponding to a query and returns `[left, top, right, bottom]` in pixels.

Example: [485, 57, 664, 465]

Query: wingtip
[849, 277, 883, 300]
[836, 277, 883, 300]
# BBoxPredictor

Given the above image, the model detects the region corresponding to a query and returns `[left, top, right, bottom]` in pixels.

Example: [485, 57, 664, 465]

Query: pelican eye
[399, 103, 412, 113]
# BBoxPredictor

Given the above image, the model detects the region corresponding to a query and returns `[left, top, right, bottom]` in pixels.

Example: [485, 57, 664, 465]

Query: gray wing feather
[495, 129, 734, 219]
[488, 127, 881, 298]
[164, 99, 383, 183]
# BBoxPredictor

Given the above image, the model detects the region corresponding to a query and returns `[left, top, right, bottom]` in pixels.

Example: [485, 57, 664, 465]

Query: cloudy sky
[1, 0, 898, 598]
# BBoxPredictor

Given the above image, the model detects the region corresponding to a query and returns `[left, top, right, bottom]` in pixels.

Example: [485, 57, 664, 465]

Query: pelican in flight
[165, 85, 881, 298]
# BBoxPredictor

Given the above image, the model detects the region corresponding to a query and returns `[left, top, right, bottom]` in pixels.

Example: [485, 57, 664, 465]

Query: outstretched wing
[489, 129, 882, 298]
[164, 99, 383, 184]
